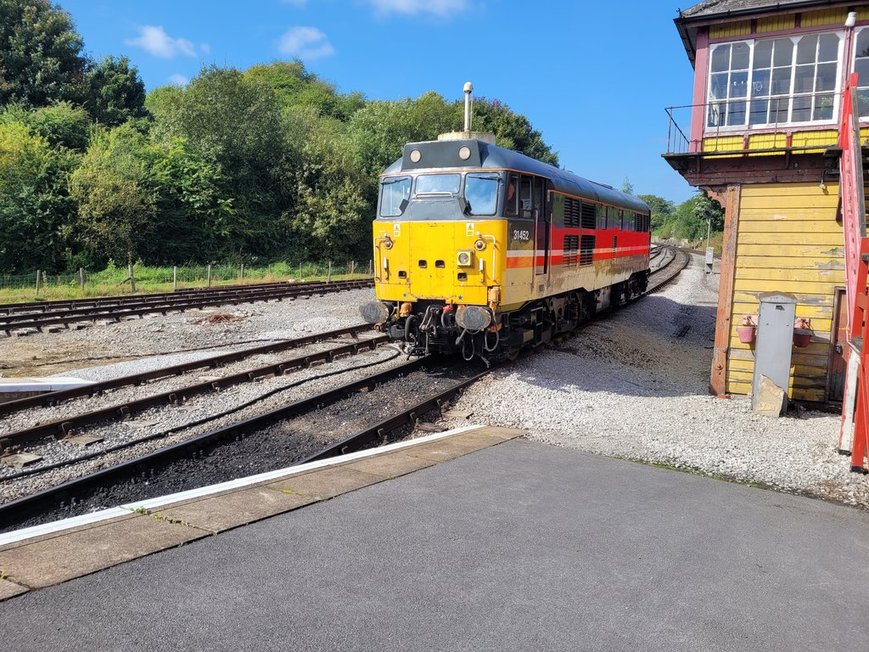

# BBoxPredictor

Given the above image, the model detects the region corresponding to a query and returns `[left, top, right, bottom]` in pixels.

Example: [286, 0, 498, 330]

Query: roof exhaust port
[438, 81, 496, 145]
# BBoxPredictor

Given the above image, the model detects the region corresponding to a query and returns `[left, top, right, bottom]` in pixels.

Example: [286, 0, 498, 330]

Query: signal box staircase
[838, 73, 869, 473]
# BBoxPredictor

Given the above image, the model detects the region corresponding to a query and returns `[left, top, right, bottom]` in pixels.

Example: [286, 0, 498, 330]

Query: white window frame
[705, 30, 844, 133]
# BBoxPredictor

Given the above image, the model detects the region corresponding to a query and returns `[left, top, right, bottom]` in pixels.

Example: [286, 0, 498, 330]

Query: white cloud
[125, 25, 200, 59]
[277, 26, 335, 60]
[199, 43, 211, 55]
[364, 0, 469, 16]
[168, 74, 189, 86]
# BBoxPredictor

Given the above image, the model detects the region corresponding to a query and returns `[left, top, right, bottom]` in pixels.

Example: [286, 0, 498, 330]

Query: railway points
[0, 247, 686, 532]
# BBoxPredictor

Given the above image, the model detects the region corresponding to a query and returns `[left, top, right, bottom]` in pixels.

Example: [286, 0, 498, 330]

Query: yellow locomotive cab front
[373, 219, 505, 307]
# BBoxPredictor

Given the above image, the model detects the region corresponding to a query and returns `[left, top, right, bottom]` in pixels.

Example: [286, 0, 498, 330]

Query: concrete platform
[0, 425, 522, 596]
[3, 429, 869, 650]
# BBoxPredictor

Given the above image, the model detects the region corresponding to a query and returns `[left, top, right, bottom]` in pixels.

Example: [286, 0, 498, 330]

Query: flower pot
[793, 328, 812, 348]
[737, 325, 756, 344]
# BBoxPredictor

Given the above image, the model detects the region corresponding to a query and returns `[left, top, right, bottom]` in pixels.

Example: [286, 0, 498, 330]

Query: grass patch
[0, 261, 372, 304]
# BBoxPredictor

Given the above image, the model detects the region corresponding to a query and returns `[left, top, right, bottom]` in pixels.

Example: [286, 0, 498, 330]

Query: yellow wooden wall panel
[710, 21, 752, 38]
[790, 130, 839, 148]
[739, 194, 839, 210]
[732, 293, 835, 311]
[739, 183, 840, 197]
[801, 8, 848, 26]
[733, 278, 841, 293]
[702, 136, 743, 152]
[732, 301, 834, 320]
[738, 220, 841, 233]
[757, 15, 796, 32]
[736, 233, 843, 245]
[735, 244, 843, 257]
[734, 255, 844, 270]
[724, 182, 844, 401]
[728, 348, 832, 368]
[748, 133, 788, 150]
[734, 267, 843, 282]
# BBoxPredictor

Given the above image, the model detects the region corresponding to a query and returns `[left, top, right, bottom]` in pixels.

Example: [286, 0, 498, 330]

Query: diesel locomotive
[360, 88, 651, 364]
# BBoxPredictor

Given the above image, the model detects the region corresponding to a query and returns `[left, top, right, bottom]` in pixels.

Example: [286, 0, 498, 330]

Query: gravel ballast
[441, 255, 869, 507]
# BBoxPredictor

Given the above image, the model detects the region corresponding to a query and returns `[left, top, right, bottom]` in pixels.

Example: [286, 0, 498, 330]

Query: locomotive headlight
[360, 301, 390, 325]
[455, 305, 492, 331]
[473, 238, 486, 251]
[456, 250, 473, 267]
[383, 235, 393, 250]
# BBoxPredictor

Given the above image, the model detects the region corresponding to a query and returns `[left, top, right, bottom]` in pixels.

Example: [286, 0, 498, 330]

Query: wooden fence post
[240, 263, 245, 281]
[173, 266, 178, 291]
[207, 264, 212, 288]
[129, 264, 136, 293]
[35, 270, 40, 295]
[350, 261, 356, 277]
[78, 268, 84, 293]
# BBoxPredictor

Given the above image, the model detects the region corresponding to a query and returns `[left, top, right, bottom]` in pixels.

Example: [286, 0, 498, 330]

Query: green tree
[348, 91, 459, 177]
[0, 0, 86, 107]
[0, 120, 77, 272]
[637, 193, 675, 232]
[69, 124, 156, 265]
[244, 61, 365, 121]
[27, 101, 91, 150]
[656, 193, 723, 241]
[286, 110, 369, 260]
[83, 55, 147, 127]
[146, 135, 235, 263]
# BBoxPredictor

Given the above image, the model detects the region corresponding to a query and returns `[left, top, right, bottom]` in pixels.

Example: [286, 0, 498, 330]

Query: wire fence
[0, 260, 374, 302]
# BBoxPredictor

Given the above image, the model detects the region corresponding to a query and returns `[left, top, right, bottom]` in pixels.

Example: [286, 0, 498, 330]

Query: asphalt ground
[2, 438, 869, 651]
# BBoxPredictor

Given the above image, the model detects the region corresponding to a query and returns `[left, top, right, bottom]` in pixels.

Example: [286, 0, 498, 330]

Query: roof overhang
[676, 0, 855, 66]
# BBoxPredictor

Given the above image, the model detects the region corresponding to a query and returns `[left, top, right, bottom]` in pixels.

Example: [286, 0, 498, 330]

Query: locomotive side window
[379, 176, 411, 217]
[416, 173, 461, 195]
[465, 174, 500, 216]
[520, 176, 533, 217]
[505, 173, 520, 216]
[532, 177, 544, 218]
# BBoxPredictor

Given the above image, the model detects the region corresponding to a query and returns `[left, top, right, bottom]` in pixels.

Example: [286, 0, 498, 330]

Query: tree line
[0, 0, 558, 274]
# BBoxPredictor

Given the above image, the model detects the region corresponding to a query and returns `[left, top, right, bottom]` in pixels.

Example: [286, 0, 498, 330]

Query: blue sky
[61, 0, 698, 203]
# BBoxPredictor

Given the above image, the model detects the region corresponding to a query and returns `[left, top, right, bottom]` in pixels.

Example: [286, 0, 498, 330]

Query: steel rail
[0, 358, 431, 529]
[0, 324, 376, 417]
[0, 279, 369, 315]
[0, 280, 373, 333]
[0, 333, 389, 451]
[647, 247, 691, 293]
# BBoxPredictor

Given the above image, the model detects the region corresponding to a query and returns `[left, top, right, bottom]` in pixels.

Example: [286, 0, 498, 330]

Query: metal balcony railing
[665, 93, 843, 156]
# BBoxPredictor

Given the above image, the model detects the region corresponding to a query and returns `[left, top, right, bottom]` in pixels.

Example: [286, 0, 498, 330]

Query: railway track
[0, 246, 690, 532]
[0, 278, 372, 334]
[0, 327, 388, 451]
[0, 358, 482, 531]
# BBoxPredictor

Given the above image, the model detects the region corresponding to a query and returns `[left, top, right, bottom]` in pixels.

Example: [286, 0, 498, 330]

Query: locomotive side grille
[581, 203, 597, 229]
[580, 235, 595, 266]
[563, 234, 579, 266]
[564, 198, 581, 228]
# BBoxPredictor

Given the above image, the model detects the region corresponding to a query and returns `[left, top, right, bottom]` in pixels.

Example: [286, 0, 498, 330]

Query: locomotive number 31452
[511, 229, 531, 241]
